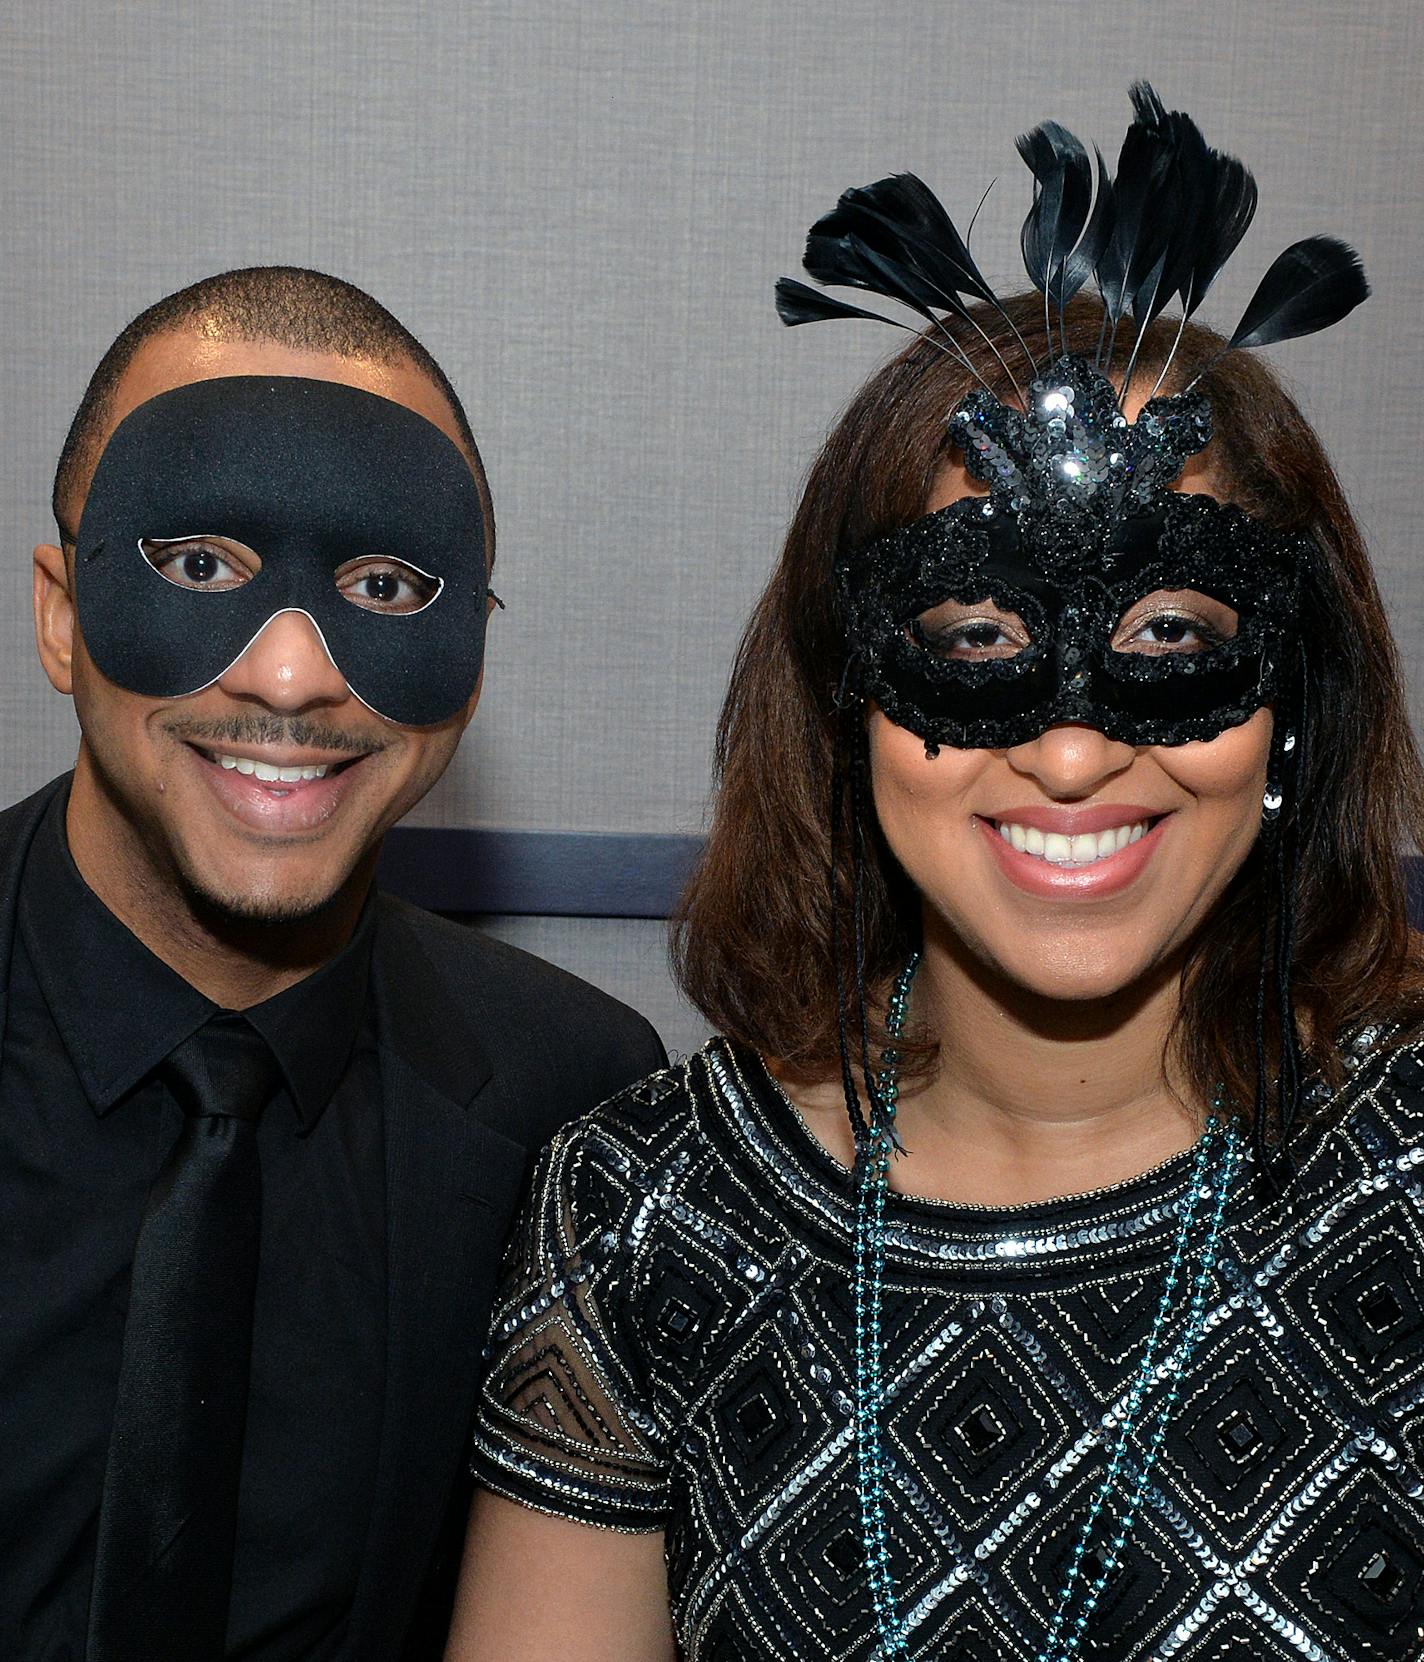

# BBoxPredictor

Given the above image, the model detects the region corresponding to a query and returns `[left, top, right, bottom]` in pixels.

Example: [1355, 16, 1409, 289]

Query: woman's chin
[938, 918, 1180, 1011]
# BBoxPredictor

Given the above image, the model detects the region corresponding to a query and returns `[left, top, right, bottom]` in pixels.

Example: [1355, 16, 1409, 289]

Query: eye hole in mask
[140, 535, 444, 617]
[1109, 588, 1238, 656]
[141, 536, 259, 593]
[909, 597, 1032, 661]
[332, 557, 443, 616]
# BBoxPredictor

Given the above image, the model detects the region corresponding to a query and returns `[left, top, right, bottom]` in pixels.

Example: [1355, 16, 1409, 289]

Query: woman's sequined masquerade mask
[777, 83, 1368, 751]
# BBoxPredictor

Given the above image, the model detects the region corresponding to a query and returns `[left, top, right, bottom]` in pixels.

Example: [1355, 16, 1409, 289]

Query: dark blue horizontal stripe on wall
[378, 827, 704, 919]
[1409, 858, 1424, 934]
[381, 827, 1424, 929]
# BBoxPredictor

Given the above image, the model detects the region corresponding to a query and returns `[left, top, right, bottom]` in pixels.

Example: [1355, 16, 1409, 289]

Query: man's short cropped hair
[52, 265, 491, 552]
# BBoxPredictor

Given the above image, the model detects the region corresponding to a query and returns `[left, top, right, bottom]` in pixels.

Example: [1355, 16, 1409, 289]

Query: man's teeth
[997, 820, 1151, 865]
[213, 753, 330, 783]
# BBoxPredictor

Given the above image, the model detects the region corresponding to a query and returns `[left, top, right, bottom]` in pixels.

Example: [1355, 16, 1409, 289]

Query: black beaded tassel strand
[1253, 648, 1308, 1184]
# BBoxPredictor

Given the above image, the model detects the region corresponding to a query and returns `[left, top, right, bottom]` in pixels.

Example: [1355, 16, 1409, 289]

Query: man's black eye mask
[73, 375, 489, 727]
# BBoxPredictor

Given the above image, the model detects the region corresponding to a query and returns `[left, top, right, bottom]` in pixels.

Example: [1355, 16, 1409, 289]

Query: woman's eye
[336, 559, 442, 615]
[1113, 590, 1238, 656]
[934, 621, 1015, 656]
[1144, 615, 1197, 645]
[912, 600, 1028, 661]
[140, 537, 258, 592]
[1121, 613, 1224, 654]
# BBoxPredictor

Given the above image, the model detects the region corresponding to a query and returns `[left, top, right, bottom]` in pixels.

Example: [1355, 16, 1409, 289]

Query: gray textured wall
[3, 1, 1420, 1059]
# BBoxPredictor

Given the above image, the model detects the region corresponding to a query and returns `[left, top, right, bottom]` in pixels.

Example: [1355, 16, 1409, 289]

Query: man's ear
[33, 542, 76, 695]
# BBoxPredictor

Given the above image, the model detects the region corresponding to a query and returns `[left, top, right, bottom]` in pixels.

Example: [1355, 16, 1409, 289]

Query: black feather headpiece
[776, 81, 1367, 418]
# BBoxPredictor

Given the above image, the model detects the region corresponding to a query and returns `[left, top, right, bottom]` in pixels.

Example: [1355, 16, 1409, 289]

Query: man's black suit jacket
[0, 776, 666, 1660]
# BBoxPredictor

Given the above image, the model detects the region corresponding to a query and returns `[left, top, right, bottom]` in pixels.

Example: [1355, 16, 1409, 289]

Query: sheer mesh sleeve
[471, 1118, 669, 1531]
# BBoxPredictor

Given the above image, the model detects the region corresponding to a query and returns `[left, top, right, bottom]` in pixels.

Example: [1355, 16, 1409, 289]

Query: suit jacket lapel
[347, 900, 530, 1659]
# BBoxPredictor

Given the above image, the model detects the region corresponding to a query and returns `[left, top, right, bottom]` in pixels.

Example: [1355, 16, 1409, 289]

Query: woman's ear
[34, 542, 76, 695]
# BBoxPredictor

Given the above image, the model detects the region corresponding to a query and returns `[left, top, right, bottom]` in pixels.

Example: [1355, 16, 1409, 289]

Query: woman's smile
[992, 814, 1154, 865]
[976, 805, 1173, 898]
[869, 702, 1273, 1003]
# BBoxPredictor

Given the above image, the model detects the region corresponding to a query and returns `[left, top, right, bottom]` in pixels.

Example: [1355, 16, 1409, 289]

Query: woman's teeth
[212, 753, 330, 783]
[996, 819, 1150, 866]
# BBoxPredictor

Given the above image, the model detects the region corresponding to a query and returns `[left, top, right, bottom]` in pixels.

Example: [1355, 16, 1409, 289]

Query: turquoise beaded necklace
[852, 954, 1243, 1662]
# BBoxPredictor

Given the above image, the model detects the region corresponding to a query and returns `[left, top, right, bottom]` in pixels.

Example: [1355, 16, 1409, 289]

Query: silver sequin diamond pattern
[472, 1038, 1424, 1661]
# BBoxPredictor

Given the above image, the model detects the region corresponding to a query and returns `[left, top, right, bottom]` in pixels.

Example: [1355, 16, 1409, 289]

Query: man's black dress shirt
[0, 790, 387, 1660]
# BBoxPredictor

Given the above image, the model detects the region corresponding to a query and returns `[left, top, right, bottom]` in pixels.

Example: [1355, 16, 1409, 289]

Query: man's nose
[215, 609, 352, 712]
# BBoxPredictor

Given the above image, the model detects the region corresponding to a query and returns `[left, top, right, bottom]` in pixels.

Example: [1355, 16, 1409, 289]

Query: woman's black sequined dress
[472, 1037, 1424, 1660]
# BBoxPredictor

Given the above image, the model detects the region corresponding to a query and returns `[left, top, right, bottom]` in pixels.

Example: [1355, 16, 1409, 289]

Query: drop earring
[1262, 729, 1294, 820]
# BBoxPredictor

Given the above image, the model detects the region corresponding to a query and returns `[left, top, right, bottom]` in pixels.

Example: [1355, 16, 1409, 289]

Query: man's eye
[360, 571, 401, 604]
[140, 537, 258, 591]
[336, 559, 442, 615]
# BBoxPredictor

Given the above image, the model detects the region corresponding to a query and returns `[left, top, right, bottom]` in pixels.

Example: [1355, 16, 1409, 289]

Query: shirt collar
[20, 786, 376, 1129]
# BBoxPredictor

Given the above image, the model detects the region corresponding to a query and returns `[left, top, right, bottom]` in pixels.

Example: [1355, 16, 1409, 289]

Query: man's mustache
[161, 714, 386, 755]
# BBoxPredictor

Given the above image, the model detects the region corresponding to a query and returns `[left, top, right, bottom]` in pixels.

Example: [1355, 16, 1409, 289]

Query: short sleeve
[470, 1120, 670, 1532]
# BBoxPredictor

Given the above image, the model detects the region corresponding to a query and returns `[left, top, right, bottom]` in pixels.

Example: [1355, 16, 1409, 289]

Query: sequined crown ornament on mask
[776, 81, 1369, 752]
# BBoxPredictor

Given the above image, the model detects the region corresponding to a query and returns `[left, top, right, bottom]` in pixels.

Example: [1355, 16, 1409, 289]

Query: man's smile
[209, 752, 333, 783]
[191, 742, 369, 788]
[182, 738, 376, 832]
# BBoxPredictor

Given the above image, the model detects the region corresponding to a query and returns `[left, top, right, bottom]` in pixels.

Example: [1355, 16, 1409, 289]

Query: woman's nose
[1004, 722, 1137, 798]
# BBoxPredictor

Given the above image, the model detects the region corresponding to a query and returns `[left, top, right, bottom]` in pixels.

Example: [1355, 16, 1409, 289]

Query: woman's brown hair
[672, 292, 1424, 1116]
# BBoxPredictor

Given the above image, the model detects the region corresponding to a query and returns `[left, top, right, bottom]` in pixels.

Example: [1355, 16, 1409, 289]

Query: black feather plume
[775, 83, 1368, 400]
[817, 201, 980, 322]
[774, 277, 899, 329]
[1177, 140, 1257, 315]
[776, 175, 1015, 385]
[803, 226, 940, 318]
[1094, 82, 1176, 325]
[1017, 120, 1100, 307]
[1228, 235, 1369, 350]
[1123, 84, 1210, 331]
[834, 173, 998, 305]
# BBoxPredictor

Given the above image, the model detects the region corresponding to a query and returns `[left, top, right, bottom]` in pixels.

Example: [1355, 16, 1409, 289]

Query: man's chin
[177, 866, 356, 932]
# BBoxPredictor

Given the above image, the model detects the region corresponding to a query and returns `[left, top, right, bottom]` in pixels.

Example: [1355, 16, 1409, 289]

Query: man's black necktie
[87, 1013, 284, 1662]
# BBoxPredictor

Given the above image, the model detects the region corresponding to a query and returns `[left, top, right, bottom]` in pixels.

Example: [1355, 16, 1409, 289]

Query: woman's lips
[976, 809, 1171, 898]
